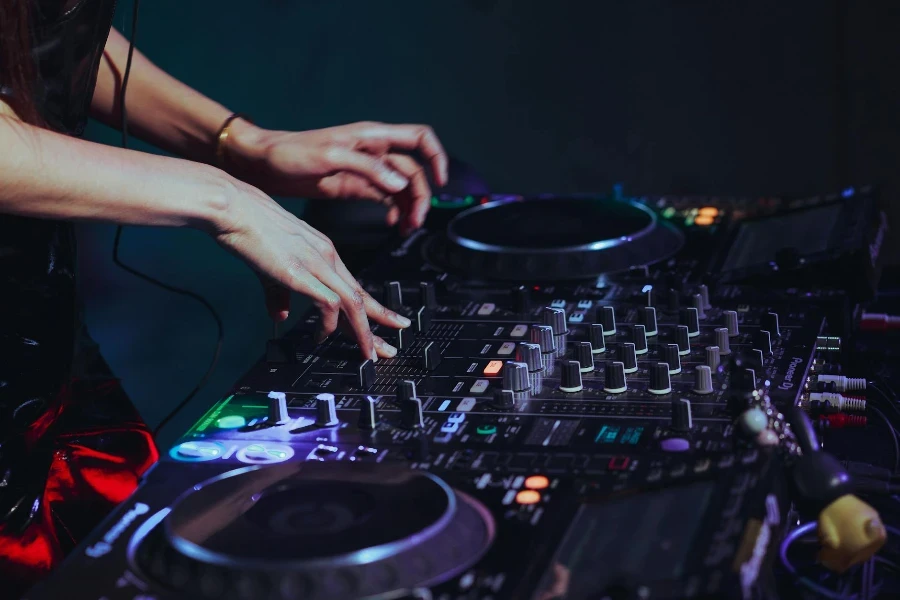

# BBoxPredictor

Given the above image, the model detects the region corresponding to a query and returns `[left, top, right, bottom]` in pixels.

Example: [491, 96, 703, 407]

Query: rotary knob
[631, 325, 648, 355]
[492, 389, 516, 410]
[691, 293, 707, 320]
[666, 288, 680, 313]
[705, 346, 721, 370]
[640, 306, 659, 337]
[516, 342, 544, 372]
[715, 328, 731, 355]
[574, 342, 595, 372]
[754, 330, 772, 356]
[671, 398, 693, 432]
[267, 391, 289, 425]
[649, 363, 672, 395]
[761, 312, 780, 338]
[396, 380, 417, 404]
[511, 284, 530, 314]
[600, 306, 616, 336]
[559, 360, 584, 393]
[542, 307, 568, 337]
[383, 281, 403, 312]
[315, 393, 339, 427]
[358, 396, 378, 430]
[724, 310, 740, 336]
[661, 343, 682, 374]
[680, 308, 700, 338]
[503, 361, 531, 392]
[617, 343, 638, 374]
[589, 324, 607, 353]
[697, 284, 711, 310]
[675, 325, 691, 356]
[604, 361, 627, 394]
[693, 366, 714, 394]
[531, 325, 556, 355]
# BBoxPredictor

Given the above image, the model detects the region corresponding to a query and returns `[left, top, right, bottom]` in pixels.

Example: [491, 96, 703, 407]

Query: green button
[476, 424, 497, 435]
[216, 415, 246, 429]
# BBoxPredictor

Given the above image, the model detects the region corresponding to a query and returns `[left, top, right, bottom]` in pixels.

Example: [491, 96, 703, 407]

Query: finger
[355, 123, 449, 187]
[319, 172, 389, 203]
[386, 153, 432, 230]
[310, 263, 377, 360]
[337, 318, 397, 359]
[323, 147, 408, 195]
[330, 255, 411, 330]
[262, 281, 291, 322]
[385, 205, 401, 227]
[280, 270, 341, 343]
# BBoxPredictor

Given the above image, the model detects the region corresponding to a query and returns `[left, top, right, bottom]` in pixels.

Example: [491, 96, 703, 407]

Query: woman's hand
[212, 177, 410, 360]
[226, 120, 449, 235]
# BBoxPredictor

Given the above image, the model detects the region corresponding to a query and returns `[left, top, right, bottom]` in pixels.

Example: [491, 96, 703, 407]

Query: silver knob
[542, 307, 568, 337]
[267, 391, 289, 425]
[530, 325, 556, 354]
[503, 361, 531, 392]
[715, 328, 731, 355]
[693, 366, 714, 394]
[705, 346, 721, 370]
[516, 342, 543, 372]
[724, 310, 740, 336]
[315, 393, 339, 427]
[692, 293, 707, 320]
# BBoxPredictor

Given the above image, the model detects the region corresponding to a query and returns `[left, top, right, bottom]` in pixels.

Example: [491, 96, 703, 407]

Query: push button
[608, 456, 631, 471]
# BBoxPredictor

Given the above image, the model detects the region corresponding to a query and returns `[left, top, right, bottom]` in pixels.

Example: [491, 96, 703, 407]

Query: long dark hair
[0, 0, 44, 125]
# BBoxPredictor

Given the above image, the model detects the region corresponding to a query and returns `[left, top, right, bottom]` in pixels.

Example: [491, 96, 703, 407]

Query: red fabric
[0, 379, 158, 597]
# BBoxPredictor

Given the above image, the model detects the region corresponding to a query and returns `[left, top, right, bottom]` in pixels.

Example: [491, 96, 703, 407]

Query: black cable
[869, 404, 900, 474]
[114, 0, 224, 437]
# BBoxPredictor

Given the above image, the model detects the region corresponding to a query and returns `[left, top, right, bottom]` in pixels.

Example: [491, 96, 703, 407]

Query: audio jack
[808, 392, 867, 412]
[816, 375, 866, 393]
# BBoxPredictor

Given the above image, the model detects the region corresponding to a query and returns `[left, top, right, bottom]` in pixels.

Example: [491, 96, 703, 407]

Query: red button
[608, 456, 631, 471]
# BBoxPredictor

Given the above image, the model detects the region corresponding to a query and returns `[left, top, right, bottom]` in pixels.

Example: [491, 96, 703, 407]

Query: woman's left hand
[225, 120, 449, 235]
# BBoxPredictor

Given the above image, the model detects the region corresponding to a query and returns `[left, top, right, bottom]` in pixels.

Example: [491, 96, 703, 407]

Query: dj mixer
[26, 188, 890, 599]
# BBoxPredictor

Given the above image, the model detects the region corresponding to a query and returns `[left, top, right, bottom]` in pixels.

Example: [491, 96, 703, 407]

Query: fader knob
[604, 361, 628, 394]
[516, 342, 544, 373]
[705, 346, 721, 370]
[359, 359, 377, 389]
[383, 281, 403, 312]
[423, 342, 442, 371]
[559, 361, 584, 393]
[692, 294, 707, 320]
[358, 396, 378, 430]
[617, 343, 638, 374]
[649, 363, 672, 395]
[531, 325, 556, 355]
[503, 361, 531, 392]
[693, 366, 714, 394]
[315, 393, 339, 427]
[738, 368, 758, 390]
[675, 325, 691, 356]
[266, 391, 289, 425]
[396, 380, 417, 404]
[715, 328, 731, 355]
[761, 312, 780, 338]
[671, 398, 693, 432]
[752, 349, 766, 370]
[574, 342, 595, 373]
[754, 330, 772, 356]
[400, 397, 424, 429]
[542, 307, 568, 337]
[420, 281, 437, 310]
[589, 324, 607, 353]
[631, 325, 648, 355]
[698, 284, 711, 310]
[724, 311, 740, 336]
[641, 306, 659, 337]
[680, 308, 700, 338]
[661, 344, 682, 374]
[600, 306, 616, 335]
[511, 285, 530, 314]
[415, 306, 431, 333]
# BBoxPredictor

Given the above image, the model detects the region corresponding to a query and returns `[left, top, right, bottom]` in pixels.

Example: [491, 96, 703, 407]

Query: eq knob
[640, 306, 659, 337]
[511, 285, 530, 314]
[516, 342, 544, 372]
[680, 308, 700, 338]
[600, 306, 617, 336]
[754, 330, 773, 356]
[691, 293, 707, 320]
[531, 325, 556, 355]
[715, 328, 731, 355]
[617, 343, 638, 374]
[693, 366, 714, 394]
[589, 324, 607, 353]
[649, 363, 672, 395]
[492, 389, 516, 410]
[675, 325, 691, 356]
[761, 312, 780, 337]
[359, 359, 377, 389]
[631, 325, 649, 355]
[574, 342, 595, 372]
[383, 281, 403, 312]
[724, 310, 740, 336]
[396, 380, 417, 404]
[400, 396, 424, 429]
[503, 361, 531, 392]
[697, 284, 711, 310]
[559, 360, 584, 393]
[671, 398, 693, 432]
[358, 396, 378, 430]
[604, 361, 628, 394]
[542, 307, 568, 337]
[420, 281, 437, 310]
[705, 346, 721, 370]
[661, 343, 682, 374]
[266, 391, 289, 425]
[666, 288, 680, 313]
[315, 393, 339, 427]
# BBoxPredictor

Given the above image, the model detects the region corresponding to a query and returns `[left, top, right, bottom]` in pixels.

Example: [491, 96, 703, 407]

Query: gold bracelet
[214, 113, 251, 169]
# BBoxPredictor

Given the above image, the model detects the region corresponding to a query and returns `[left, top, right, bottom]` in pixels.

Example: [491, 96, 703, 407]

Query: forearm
[90, 28, 244, 164]
[0, 115, 228, 230]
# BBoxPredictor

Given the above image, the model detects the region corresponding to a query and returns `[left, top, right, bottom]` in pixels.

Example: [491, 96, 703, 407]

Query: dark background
[78, 0, 900, 447]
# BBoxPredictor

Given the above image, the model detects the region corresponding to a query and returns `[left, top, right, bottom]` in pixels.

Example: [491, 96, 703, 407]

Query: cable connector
[820, 414, 867, 429]
[809, 392, 866, 412]
[860, 312, 900, 332]
[816, 375, 866, 393]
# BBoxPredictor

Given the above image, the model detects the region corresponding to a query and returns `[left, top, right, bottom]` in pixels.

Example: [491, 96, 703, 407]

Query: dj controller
[27, 188, 891, 599]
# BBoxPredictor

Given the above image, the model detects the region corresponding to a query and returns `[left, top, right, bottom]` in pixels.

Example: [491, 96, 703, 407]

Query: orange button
[516, 489, 541, 505]
[525, 475, 550, 490]
[699, 207, 719, 217]
[484, 360, 503, 375]
[695, 215, 715, 226]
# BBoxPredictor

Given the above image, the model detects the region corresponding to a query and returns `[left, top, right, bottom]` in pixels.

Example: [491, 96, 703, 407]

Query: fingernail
[395, 315, 412, 328]
[379, 341, 398, 357]
[386, 171, 409, 190]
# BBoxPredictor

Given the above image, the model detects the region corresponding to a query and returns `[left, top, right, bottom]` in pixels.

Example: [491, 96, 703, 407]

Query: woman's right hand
[210, 176, 409, 360]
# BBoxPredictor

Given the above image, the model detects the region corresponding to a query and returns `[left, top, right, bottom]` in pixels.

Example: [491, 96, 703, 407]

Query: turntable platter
[131, 462, 494, 599]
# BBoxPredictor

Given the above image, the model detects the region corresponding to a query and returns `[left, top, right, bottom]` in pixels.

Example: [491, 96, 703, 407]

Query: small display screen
[531, 481, 714, 598]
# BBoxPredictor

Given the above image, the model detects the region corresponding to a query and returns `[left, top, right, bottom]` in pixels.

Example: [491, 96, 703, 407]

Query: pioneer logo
[85, 503, 150, 558]
[869, 211, 888, 267]
[777, 357, 804, 390]
[390, 228, 427, 257]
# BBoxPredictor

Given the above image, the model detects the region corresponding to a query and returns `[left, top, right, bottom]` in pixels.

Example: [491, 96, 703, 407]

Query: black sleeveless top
[0, 0, 117, 439]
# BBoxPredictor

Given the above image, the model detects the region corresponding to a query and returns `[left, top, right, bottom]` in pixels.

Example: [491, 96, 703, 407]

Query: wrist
[221, 117, 269, 175]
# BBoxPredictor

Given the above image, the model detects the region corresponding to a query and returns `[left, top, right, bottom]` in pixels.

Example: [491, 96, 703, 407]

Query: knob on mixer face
[516, 342, 544, 372]
[693, 366, 714, 394]
[267, 391, 289, 424]
[631, 325, 648, 355]
[715, 328, 731, 355]
[503, 361, 531, 392]
[724, 310, 740, 336]
[661, 344, 682, 374]
[604, 361, 627, 394]
[617, 343, 638, 374]
[641, 306, 658, 337]
[542, 307, 568, 336]
[531, 325, 556, 354]
[420, 281, 437, 310]
[396, 380, 417, 404]
[675, 325, 691, 356]
[511, 284, 530, 313]
[358, 396, 378, 430]
[761, 312, 780, 337]
[573, 342, 595, 372]
[589, 324, 607, 353]
[315, 393, 339, 427]
[559, 360, 584, 393]
[600, 306, 616, 336]
[680, 307, 700, 337]
[648, 363, 672, 395]
[384, 281, 403, 312]
[754, 330, 772, 356]
[671, 398, 693, 432]
[691, 293, 707, 320]
[705, 346, 721, 370]
[697, 284, 711, 310]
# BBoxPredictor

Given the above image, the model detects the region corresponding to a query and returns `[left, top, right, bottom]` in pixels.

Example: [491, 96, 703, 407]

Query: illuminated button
[447, 412, 466, 423]
[484, 361, 503, 376]
[525, 475, 549, 490]
[569, 312, 585, 323]
[550, 299, 566, 308]
[457, 397, 478, 411]
[174, 441, 222, 460]
[476, 424, 497, 435]
[577, 300, 593, 309]
[515, 490, 541, 505]
[608, 456, 631, 471]
[498, 342, 516, 356]
[470, 380, 489, 394]
[216, 415, 246, 429]
[441, 421, 460, 433]
[695, 215, 714, 226]
[236, 443, 294, 464]
[510, 324, 529, 338]
[477, 303, 496, 316]
[699, 207, 719, 217]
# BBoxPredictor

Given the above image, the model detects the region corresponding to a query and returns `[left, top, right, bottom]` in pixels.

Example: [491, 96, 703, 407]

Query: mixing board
[27, 190, 887, 599]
